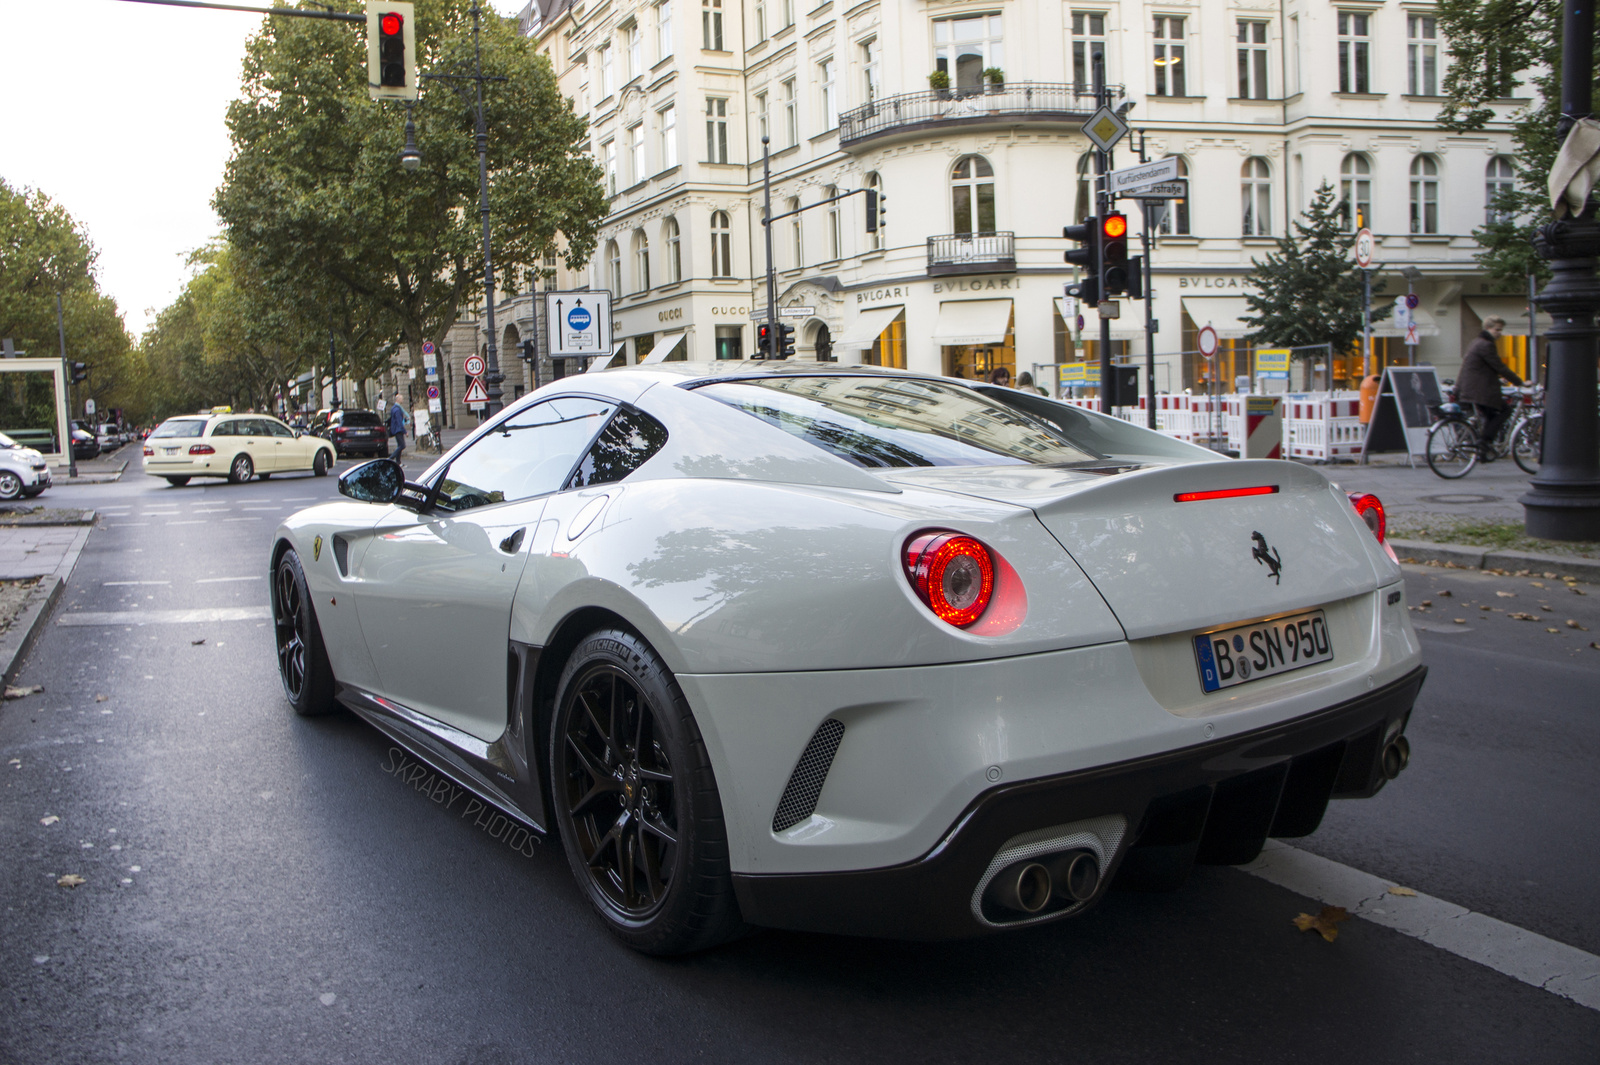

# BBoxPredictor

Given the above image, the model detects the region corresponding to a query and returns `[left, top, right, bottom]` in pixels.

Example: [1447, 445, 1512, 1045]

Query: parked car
[322, 409, 389, 458]
[269, 362, 1424, 955]
[143, 412, 336, 486]
[71, 427, 100, 461]
[95, 424, 121, 450]
[0, 431, 53, 500]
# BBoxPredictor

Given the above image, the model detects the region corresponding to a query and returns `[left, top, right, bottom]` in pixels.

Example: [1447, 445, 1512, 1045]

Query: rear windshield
[338, 411, 383, 427]
[152, 419, 208, 439]
[697, 376, 1097, 468]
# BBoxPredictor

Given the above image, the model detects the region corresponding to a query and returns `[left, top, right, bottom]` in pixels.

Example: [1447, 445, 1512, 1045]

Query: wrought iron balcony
[839, 82, 1118, 149]
[927, 231, 1015, 276]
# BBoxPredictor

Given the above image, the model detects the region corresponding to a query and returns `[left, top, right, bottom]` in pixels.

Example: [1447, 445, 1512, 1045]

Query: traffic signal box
[367, 1, 418, 101]
[1064, 218, 1100, 307]
[865, 190, 886, 233]
[1100, 213, 1129, 296]
[755, 322, 797, 359]
[70, 362, 88, 383]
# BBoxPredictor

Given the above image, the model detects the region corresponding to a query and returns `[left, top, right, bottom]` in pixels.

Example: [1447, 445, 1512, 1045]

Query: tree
[1436, 0, 1600, 286]
[1243, 181, 1389, 370]
[214, 0, 608, 383]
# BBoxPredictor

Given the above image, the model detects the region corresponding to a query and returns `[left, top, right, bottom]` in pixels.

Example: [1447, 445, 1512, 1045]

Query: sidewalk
[53, 443, 130, 484]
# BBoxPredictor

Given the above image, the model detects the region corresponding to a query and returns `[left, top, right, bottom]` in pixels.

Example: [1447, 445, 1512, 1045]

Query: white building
[437, 0, 1535, 425]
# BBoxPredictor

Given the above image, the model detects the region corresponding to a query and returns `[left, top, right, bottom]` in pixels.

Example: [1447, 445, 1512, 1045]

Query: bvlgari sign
[856, 277, 1019, 305]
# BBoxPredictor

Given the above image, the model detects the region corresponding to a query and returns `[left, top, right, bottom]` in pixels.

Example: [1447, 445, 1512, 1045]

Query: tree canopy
[213, 0, 608, 378]
[1243, 181, 1389, 358]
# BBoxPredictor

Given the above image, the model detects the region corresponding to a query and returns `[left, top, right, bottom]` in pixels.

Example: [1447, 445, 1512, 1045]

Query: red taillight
[189, 444, 215, 455]
[1174, 485, 1280, 503]
[142, 446, 153, 456]
[1348, 492, 1386, 543]
[903, 531, 995, 627]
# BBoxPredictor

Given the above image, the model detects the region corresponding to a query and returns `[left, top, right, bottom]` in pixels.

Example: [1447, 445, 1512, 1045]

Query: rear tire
[165, 476, 190, 487]
[313, 450, 330, 477]
[228, 453, 253, 484]
[1426, 419, 1477, 479]
[550, 629, 744, 955]
[1512, 416, 1542, 475]
[272, 549, 337, 716]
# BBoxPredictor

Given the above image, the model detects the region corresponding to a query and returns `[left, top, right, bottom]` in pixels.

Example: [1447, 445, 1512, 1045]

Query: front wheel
[1426, 419, 1478, 479]
[313, 450, 330, 477]
[1512, 416, 1542, 475]
[228, 453, 254, 484]
[272, 549, 337, 716]
[550, 629, 744, 955]
[0, 470, 22, 501]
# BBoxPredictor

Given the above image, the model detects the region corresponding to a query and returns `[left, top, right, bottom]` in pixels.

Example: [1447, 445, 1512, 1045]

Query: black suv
[322, 409, 389, 458]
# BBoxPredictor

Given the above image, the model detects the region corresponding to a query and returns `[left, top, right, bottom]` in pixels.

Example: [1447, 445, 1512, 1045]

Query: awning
[1373, 305, 1440, 338]
[640, 332, 686, 364]
[931, 299, 1013, 346]
[1181, 296, 1256, 339]
[836, 305, 904, 350]
[1465, 297, 1553, 336]
[585, 342, 627, 373]
[1057, 298, 1143, 340]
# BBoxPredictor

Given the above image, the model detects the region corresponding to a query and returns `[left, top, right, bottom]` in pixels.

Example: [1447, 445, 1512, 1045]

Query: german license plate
[163, 447, 178, 455]
[1194, 610, 1333, 693]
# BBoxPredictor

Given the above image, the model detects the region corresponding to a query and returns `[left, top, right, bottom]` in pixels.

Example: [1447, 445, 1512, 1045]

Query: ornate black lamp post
[1521, 0, 1600, 540]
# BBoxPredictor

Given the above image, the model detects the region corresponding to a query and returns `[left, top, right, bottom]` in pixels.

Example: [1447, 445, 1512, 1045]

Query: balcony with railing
[839, 82, 1119, 149]
[927, 231, 1015, 276]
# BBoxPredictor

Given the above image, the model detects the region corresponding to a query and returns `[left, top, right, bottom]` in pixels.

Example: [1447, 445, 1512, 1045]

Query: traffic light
[777, 323, 796, 359]
[70, 361, 88, 383]
[864, 189, 886, 233]
[756, 322, 774, 359]
[520, 339, 537, 361]
[1100, 212, 1129, 296]
[366, 2, 418, 101]
[1064, 219, 1100, 307]
[1125, 255, 1144, 300]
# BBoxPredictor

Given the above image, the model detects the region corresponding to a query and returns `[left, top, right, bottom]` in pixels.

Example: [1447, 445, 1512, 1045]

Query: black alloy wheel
[272, 549, 336, 716]
[229, 453, 254, 484]
[313, 450, 331, 477]
[551, 629, 744, 955]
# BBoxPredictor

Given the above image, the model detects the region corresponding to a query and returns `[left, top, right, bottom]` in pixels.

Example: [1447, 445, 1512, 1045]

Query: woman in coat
[1456, 316, 1523, 458]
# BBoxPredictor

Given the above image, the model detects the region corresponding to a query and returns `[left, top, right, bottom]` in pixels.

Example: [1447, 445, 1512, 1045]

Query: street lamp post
[1520, 0, 1600, 541]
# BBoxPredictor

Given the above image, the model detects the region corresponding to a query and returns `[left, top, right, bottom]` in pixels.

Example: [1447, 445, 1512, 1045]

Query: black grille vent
[772, 719, 846, 833]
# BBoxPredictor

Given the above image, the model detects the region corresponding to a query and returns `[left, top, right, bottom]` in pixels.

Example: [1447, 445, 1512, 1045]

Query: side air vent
[331, 535, 350, 577]
[771, 719, 846, 833]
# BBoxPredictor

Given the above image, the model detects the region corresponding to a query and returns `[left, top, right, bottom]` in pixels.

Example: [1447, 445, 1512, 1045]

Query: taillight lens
[142, 446, 153, 456]
[1348, 492, 1386, 543]
[189, 444, 216, 455]
[903, 531, 995, 627]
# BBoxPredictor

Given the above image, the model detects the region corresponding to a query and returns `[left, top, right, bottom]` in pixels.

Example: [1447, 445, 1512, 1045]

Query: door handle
[498, 527, 526, 554]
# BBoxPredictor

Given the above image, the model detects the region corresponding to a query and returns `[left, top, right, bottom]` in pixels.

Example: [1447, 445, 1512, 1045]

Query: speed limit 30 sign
[463, 353, 486, 378]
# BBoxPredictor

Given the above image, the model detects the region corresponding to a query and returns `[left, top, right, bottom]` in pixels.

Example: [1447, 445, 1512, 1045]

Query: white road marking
[1244, 841, 1600, 1012]
[194, 576, 263, 583]
[283, 497, 317, 501]
[103, 581, 170, 586]
[57, 607, 272, 626]
[222, 517, 261, 522]
[165, 520, 204, 526]
[109, 523, 149, 527]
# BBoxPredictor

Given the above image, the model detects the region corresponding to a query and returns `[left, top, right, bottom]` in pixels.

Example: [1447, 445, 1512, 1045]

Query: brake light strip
[1174, 486, 1280, 503]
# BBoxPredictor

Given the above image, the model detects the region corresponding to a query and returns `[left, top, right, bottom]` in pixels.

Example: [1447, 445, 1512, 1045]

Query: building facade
[435, 0, 1533, 424]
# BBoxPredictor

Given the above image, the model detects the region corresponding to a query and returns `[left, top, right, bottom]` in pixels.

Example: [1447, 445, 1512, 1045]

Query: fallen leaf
[1479, 605, 1492, 611]
[191, 638, 205, 646]
[94, 694, 108, 702]
[56, 874, 85, 888]
[1496, 591, 1515, 598]
[1421, 600, 1432, 607]
[39, 815, 59, 826]
[1547, 628, 1560, 633]
[1575, 588, 1587, 596]
[1453, 618, 1466, 624]
[4, 684, 43, 700]
[1509, 612, 1540, 621]
[1543, 572, 1559, 579]
[1568, 620, 1587, 630]
[1293, 905, 1351, 942]
[1438, 589, 1453, 597]
[1531, 581, 1546, 588]
[1387, 885, 1417, 897]
[1591, 642, 1600, 650]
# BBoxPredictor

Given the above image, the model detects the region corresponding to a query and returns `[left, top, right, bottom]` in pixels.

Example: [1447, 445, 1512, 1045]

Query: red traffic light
[381, 13, 402, 35]
[1102, 214, 1127, 239]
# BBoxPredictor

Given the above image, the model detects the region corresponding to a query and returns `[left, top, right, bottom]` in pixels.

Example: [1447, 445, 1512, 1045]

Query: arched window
[787, 196, 802, 267]
[1340, 153, 1372, 231]
[865, 172, 884, 250]
[1241, 157, 1272, 236]
[1485, 156, 1515, 225]
[952, 155, 995, 234]
[710, 211, 732, 277]
[606, 239, 622, 294]
[663, 216, 682, 282]
[1410, 155, 1439, 234]
[1159, 157, 1190, 235]
[824, 184, 841, 261]
[1074, 153, 1093, 224]
[632, 229, 650, 292]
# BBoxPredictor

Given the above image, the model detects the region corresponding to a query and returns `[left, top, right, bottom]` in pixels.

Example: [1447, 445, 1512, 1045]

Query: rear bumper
[731, 664, 1425, 940]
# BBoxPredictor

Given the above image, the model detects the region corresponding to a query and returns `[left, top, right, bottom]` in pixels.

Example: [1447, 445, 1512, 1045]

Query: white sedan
[269, 363, 1423, 954]
[144, 413, 335, 486]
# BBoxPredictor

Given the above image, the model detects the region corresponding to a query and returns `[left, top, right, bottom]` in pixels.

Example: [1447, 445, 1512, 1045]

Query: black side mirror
[338, 459, 406, 503]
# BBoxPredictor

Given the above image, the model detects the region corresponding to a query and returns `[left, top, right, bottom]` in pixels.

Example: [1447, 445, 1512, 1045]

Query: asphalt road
[2, 462, 1598, 1064]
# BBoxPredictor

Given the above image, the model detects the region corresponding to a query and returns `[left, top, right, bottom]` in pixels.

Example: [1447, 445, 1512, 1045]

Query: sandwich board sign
[547, 291, 614, 358]
[1361, 365, 1444, 463]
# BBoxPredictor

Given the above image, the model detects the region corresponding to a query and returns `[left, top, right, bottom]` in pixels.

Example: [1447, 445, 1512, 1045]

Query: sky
[0, 0, 522, 338]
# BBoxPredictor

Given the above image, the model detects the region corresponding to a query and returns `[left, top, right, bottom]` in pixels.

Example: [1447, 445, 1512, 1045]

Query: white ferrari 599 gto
[270, 362, 1423, 954]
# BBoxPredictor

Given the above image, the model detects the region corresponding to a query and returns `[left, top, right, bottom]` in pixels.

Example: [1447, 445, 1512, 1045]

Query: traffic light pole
[56, 294, 76, 480]
[1092, 52, 1113, 401]
[762, 136, 778, 356]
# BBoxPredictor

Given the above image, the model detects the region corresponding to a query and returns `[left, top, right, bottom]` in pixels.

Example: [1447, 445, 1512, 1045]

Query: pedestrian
[987, 366, 1012, 387]
[1016, 371, 1047, 395]
[387, 392, 409, 463]
[1456, 315, 1523, 460]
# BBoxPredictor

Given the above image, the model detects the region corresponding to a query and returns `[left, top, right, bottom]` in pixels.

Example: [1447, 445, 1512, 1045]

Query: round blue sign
[1405, 293, 1419, 310]
[567, 306, 592, 331]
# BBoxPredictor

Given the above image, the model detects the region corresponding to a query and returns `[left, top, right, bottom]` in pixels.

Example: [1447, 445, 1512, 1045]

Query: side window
[434, 397, 615, 512]
[267, 419, 295, 438]
[565, 407, 670, 489]
[212, 421, 234, 437]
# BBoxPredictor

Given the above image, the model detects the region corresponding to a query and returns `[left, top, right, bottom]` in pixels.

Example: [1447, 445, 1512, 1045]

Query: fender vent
[331, 535, 350, 577]
[772, 719, 846, 833]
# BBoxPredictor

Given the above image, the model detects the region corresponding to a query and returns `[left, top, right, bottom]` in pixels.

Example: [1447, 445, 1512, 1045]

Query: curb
[1391, 538, 1600, 585]
[0, 575, 63, 685]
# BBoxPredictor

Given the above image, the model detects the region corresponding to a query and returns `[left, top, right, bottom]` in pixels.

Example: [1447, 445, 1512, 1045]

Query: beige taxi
[143, 413, 336, 486]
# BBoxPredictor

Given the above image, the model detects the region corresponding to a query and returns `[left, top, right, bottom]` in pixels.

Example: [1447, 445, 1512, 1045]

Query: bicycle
[1425, 385, 1542, 479]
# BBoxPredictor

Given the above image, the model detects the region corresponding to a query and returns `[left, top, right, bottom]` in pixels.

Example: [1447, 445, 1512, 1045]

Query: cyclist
[1457, 315, 1523, 460]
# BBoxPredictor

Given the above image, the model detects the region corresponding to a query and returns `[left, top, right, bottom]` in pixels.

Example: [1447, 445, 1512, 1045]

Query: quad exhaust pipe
[987, 850, 1101, 915]
[1382, 735, 1411, 780]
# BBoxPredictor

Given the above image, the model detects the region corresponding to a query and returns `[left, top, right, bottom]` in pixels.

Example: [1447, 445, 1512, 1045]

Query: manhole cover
[1418, 493, 1499, 505]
